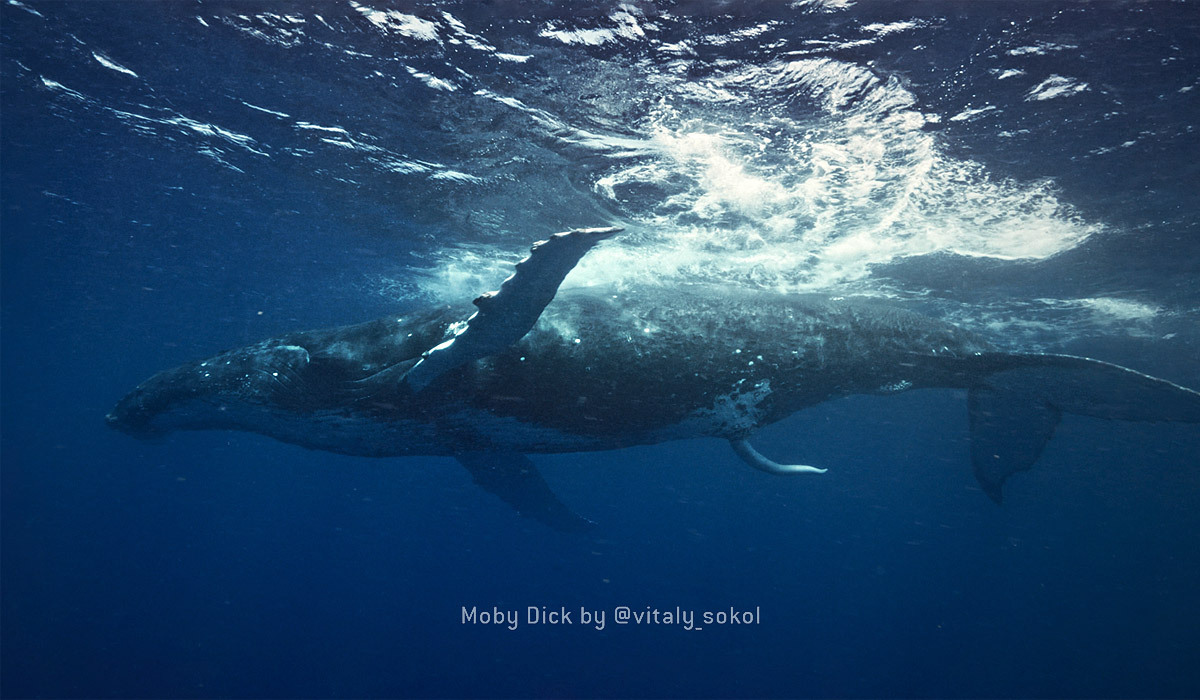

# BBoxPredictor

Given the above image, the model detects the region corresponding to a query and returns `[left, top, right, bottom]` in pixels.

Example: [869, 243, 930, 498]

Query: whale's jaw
[104, 406, 161, 439]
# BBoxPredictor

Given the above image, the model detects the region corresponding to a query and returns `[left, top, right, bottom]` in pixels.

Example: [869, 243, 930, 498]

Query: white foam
[162, 115, 264, 153]
[105, 106, 267, 156]
[92, 52, 138, 78]
[296, 122, 350, 135]
[221, 12, 306, 47]
[319, 137, 357, 149]
[405, 65, 457, 92]
[413, 49, 1098, 304]
[40, 77, 86, 100]
[949, 105, 996, 122]
[539, 7, 647, 45]
[861, 20, 922, 36]
[701, 22, 778, 47]
[1006, 42, 1077, 57]
[755, 57, 886, 112]
[1026, 75, 1089, 101]
[657, 41, 695, 56]
[241, 101, 289, 118]
[7, 0, 43, 18]
[406, 246, 516, 302]
[40, 74, 271, 165]
[1077, 297, 1160, 322]
[574, 61, 1094, 293]
[791, 0, 856, 12]
[372, 157, 432, 175]
[429, 170, 483, 184]
[992, 68, 1025, 80]
[350, 2, 439, 42]
[474, 89, 654, 156]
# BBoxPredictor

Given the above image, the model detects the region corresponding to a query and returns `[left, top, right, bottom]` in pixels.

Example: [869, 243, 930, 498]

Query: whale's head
[105, 375, 178, 438]
[106, 343, 315, 439]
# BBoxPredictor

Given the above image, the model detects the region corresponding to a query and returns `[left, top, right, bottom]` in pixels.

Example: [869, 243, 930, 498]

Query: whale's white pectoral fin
[402, 226, 622, 393]
[730, 439, 826, 475]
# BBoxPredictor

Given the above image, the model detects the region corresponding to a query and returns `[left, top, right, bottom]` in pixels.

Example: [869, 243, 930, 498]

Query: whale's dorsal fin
[402, 227, 622, 392]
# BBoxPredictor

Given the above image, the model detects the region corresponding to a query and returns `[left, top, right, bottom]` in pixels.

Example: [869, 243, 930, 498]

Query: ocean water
[2, 1, 1199, 697]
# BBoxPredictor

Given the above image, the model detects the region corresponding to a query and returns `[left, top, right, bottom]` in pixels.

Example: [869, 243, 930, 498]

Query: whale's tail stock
[959, 353, 1200, 502]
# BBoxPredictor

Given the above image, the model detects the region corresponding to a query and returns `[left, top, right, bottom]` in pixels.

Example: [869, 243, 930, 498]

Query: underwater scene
[2, 1, 1199, 697]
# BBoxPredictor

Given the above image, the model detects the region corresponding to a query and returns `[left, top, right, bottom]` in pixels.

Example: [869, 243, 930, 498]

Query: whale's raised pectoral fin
[730, 439, 826, 475]
[456, 452, 594, 532]
[403, 226, 622, 393]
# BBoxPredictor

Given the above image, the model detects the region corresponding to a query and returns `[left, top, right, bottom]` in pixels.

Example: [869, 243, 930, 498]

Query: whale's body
[108, 229, 1200, 528]
[111, 288, 994, 455]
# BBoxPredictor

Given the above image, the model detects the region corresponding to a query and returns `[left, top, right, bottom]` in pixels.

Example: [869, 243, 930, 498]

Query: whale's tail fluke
[964, 353, 1200, 502]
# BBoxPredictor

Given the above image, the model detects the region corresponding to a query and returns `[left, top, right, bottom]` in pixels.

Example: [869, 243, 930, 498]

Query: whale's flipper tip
[456, 452, 594, 532]
[403, 226, 622, 393]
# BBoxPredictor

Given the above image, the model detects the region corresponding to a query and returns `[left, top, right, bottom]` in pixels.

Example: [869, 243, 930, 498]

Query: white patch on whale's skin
[670, 379, 775, 439]
[236, 344, 310, 396]
[319, 341, 360, 361]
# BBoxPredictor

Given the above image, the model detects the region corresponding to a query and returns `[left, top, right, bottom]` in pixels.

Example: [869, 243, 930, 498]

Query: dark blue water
[3, 2, 1199, 697]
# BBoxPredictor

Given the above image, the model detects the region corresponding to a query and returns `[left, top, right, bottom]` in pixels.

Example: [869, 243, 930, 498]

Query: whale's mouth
[105, 358, 214, 439]
[105, 399, 168, 439]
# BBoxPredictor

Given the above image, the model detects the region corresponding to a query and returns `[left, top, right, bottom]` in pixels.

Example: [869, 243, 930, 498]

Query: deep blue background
[3, 2, 1200, 697]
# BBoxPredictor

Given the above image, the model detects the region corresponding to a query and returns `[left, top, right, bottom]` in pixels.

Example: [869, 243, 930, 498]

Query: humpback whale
[108, 228, 1200, 529]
